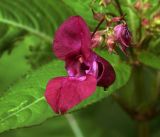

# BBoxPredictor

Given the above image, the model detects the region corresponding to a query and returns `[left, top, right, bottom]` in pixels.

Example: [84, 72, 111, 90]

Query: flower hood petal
[53, 16, 91, 60]
[96, 55, 116, 88]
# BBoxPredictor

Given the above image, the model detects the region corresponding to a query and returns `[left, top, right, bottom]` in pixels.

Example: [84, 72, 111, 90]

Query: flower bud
[153, 12, 160, 25]
[134, 0, 142, 11]
[114, 24, 131, 54]
[111, 16, 125, 23]
[143, 2, 151, 10]
[152, 12, 160, 33]
[141, 18, 150, 27]
[91, 32, 103, 48]
[105, 36, 115, 53]
[92, 10, 105, 21]
[134, 1, 151, 11]
[100, 0, 111, 7]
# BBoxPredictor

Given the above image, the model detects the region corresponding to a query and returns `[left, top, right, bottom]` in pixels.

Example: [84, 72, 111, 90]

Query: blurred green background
[0, 0, 160, 137]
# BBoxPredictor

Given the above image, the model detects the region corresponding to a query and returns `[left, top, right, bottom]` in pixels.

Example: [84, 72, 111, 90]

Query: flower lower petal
[44, 75, 96, 114]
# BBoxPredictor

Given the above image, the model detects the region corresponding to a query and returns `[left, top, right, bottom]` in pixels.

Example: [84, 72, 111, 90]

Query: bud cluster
[91, 15, 131, 55]
[134, 0, 151, 11]
[134, 0, 160, 35]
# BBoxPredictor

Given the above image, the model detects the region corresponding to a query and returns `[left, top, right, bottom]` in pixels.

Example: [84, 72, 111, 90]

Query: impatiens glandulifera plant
[45, 16, 116, 114]
[44, 0, 133, 114]
[44, 0, 160, 135]
[0, 0, 159, 136]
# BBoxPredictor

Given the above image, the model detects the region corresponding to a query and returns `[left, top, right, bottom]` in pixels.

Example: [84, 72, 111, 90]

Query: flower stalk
[65, 114, 84, 137]
[137, 121, 149, 137]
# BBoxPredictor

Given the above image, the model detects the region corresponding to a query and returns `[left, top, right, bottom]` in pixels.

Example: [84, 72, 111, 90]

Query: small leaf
[138, 51, 160, 70]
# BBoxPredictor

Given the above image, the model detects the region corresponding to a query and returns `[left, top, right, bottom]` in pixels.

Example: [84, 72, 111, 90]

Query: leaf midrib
[0, 18, 52, 43]
[0, 96, 45, 123]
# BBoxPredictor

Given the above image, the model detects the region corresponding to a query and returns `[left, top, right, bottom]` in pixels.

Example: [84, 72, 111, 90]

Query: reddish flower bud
[111, 16, 125, 23]
[114, 24, 131, 54]
[134, 1, 151, 11]
[152, 12, 160, 32]
[153, 12, 160, 25]
[91, 31, 103, 48]
[143, 2, 151, 10]
[92, 10, 105, 21]
[105, 36, 115, 53]
[100, 0, 111, 7]
[141, 18, 150, 26]
[134, 0, 142, 10]
[154, 12, 160, 20]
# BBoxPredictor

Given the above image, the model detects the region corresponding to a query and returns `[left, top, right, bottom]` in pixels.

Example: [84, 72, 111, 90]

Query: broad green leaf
[0, 22, 28, 56]
[0, 97, 136, 137]
[116, 66, 159, 112]
[62, 0, 97, 29]
[0, 51, 131, 133]
[0, 35, 47, 96]
[0, 0, 75, 43]
[0, 0, 76, 93]
[121, 0, 140, 42]
[138, 51, 160, 70]
[0, 39, 30, 95]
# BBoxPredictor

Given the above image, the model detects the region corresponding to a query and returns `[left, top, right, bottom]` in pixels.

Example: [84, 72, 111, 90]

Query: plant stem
[65, 114, 84, 137]
[91, 18, 105, 38]
[137, 121, 149, 137]
[114, 0, 123, 16]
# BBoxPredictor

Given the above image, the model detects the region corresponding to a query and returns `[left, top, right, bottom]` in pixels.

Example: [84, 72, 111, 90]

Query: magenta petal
[44, 75, 97, 114]
[96, 55, 116, 88]
[53, 16, 91, 60]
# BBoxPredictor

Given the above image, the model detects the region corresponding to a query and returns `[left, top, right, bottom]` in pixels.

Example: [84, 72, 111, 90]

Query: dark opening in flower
[45, 16, 116, 114]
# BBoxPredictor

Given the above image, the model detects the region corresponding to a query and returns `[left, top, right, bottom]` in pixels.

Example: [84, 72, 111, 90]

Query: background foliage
[0, 0, 159, 137]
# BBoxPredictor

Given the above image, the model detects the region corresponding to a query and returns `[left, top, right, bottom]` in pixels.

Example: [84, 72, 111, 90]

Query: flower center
[66, 55, 98, 78]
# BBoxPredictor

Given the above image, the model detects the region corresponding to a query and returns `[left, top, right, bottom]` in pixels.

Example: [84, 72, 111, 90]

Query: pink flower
[114, 24, 131, 54]
[45, 16, 115, 114]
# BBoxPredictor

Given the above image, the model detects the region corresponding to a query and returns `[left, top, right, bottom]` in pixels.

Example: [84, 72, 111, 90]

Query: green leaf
[122, 0, 140, 42]
[148, 38, 160, 55]
[0, 35, 46, 96]
[0, 0, 75, 43]
[62, 0, 97, 30]
[0, 97, 135, 137]
[116, 66, 159, 111]
[138, 51, 160, 70]
[0, 0, 76, 57]
[0, 50, 131, 133]
[0, 24, 27, 56]
[0, 37, 30, 94]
